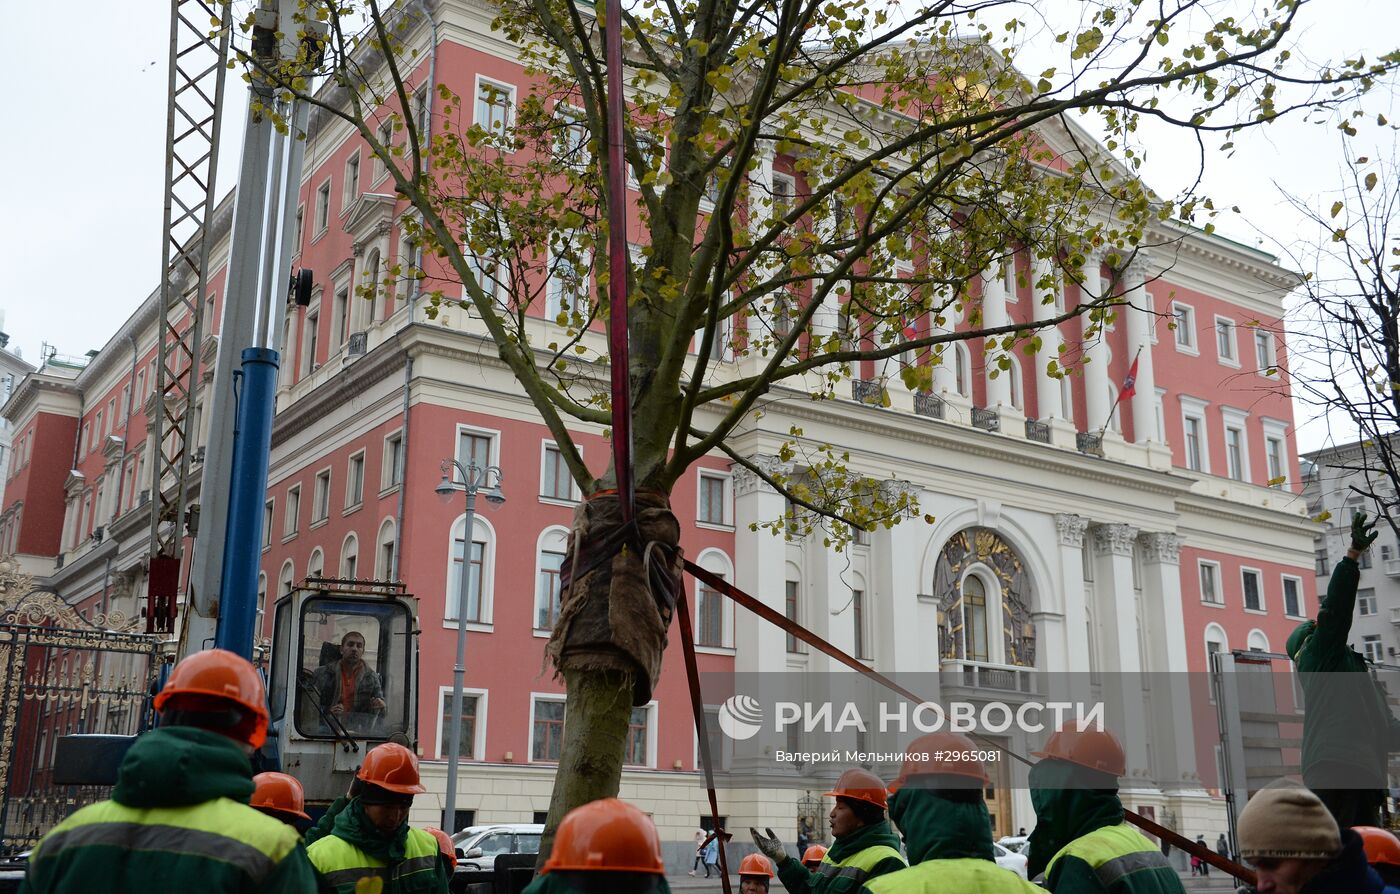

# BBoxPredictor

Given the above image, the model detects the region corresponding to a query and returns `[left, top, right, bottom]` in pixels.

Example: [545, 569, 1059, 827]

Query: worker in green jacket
[752, 767, 906, 894]
[305, 742, 449, 893]
[1287, 510, 1400, 828]
[1027, 724, 1184, 893]
[865, 733, 1041, 893]
[21, 649, 318, 893]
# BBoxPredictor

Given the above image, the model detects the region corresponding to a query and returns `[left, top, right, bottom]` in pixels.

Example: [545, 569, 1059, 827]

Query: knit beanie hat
[1238, 785, 1341, 860]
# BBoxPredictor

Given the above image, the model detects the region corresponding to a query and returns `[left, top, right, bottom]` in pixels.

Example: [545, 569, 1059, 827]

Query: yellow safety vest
[812, 844, 907, 888]
[865, 857, 1043, 893]
[1043, 822, 1173, 890]
[307, 825, 441, 893]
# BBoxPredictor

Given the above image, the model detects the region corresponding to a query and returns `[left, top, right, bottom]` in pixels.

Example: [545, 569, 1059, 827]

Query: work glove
[1352, 511, 1379, 552]
[751, 827, 787, 863]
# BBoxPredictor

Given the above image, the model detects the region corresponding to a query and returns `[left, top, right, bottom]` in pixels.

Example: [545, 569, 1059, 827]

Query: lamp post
[435, 458, 505, 833]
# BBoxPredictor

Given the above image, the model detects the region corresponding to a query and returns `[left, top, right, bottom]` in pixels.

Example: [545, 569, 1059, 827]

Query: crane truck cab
[265, 576, 418, 806]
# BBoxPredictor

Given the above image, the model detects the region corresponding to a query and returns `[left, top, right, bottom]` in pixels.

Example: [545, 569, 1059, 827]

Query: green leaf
[1330, 200, 1344, 218]
[1365, 172, 1378, 191]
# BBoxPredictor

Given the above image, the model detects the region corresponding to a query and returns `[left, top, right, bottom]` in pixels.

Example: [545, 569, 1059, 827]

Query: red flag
[1118, 354, 1140, 402]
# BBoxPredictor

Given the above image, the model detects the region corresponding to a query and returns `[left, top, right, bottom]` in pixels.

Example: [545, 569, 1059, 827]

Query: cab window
[294, 596, 412, 740]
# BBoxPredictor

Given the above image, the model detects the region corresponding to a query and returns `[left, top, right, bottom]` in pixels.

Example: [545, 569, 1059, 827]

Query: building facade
[0, 1, 1319, 865]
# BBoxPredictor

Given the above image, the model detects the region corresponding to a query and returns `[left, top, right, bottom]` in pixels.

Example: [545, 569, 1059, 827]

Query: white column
[1049, 514, 1091, 675]
[982, 263, 1010, 406]
[733, 456, 791, 675]
[1032, 255, 1063, 420]
[1138, 532, 1200, 791]
[1081, 252, 1113, 434]
[871, 481, 923, 672]
[1090, 523, 1150, 779]
[1123, 257, 1158, 443]
[931, 293, 958, 395]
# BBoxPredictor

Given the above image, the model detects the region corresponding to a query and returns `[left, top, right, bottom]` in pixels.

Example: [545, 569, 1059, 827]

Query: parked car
[996, 836, 1029, 854]
[993, 841, 1029, 879]
[451, 823, 544, 871]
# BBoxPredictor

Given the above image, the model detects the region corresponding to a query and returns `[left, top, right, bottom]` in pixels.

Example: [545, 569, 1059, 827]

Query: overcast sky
[1, 2, 1394, 452]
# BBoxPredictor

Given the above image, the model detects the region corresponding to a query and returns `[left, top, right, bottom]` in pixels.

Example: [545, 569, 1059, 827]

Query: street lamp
[435, 458, 505, 833]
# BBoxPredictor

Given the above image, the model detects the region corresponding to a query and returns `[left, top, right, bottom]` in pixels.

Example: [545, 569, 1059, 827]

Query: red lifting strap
[678, 558, 1256, 887]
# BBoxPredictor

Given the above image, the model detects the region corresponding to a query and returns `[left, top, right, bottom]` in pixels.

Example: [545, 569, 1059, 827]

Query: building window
[344, 152, 360, 205]
[1358, 588, 1377, 616]
[1265, 435, 1286, 486]
[1363, 635, 1385, 664]
[1283, 576, 1303, 617]
[456, 428, 494, 476]
[624, 705, 651, 767]
[284, 485, 301, 538]
[552, 104, 589, 168]
[1200, 561, 1222, 605]
[1225, 425, 1245, 480]
[294, 207, 304, 254]
[852, 589, 868, 660]
[1254, 329, 1276, 373]
[1361, 550, 1373, 570]
[464, 246, 509, 304]
[262, 500, 274, 549]
[373, 120, 394, 182]
[771, 172, 795, 218]
[697, 578, 725, 647]
[475, 78, 515, 137]
[541, 444, 576, 502]
[346, 451, 365, 509]
[1184, 414, 1206, 472]
[439, 691, 480, 759]
[785, 580, 803, 654]
[383, 432, 404, 489]
[314, 180, 331, 234]
[312, 469, 331, 523]
[698, 473, 729, 526]
[531, 698, 566, 762]
[377, 519, 397, 579]
[962, 575, 989, 662]
[1316, 547, 1329, 575]
[447, 524, 488, 624]
[1384, 545, 1394, 562]
[954, 342, 971, 397]
[308, 548, 324, 578]
[280, 561, 295, 598]
[547, 236, 590, 322]
[536, 528, 568, 630]
[341, 534, 358, 579]
[1215, 317, 1237, 364]
[1173, 302, 1196, 350]
[303, 304, 321, 375]
[1242, 569, 1263, 612]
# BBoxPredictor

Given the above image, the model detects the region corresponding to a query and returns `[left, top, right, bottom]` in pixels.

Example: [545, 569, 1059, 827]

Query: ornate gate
[0, 587, 160, 855]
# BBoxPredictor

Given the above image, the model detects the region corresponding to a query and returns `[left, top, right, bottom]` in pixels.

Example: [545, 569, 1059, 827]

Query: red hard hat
[251, 772, 310, 822]
[154, 649, 269, 749]
[888, 732, 990, 790]
[541, 799, 666, 874]
[357, 742, 427, 794]
[1357, 827, 1400, 867]
[1032, 723, 1126, 777]
[801, 845, 827, 865]
[824, 768, 889, 810]
[738, 853, 775, 878]
[425, 827, 457, 870]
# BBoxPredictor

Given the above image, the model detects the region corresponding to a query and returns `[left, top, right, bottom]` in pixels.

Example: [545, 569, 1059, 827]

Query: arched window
[694, 549, 733, 649]
[1204, 623, 1228, 669]
[850, 572, 869, 661]
[535, 526, 570, 630]
[256, 572, 268, 636]
[962, 572, 990, 662]
[1247, 630, 1269, 653]
[307, 548, 324, 579]
[278, 560, 295, 598]
[1007, 356, 1023, 410]
[1060, 376, 1074, 420]
[341, 533, 359, 579]
[376, 518, 397, 579]
[366, 249, 384, 323]
[954, 343, 972, 397]
[447, 514, 496, 625]
[785, 562, 804, 654]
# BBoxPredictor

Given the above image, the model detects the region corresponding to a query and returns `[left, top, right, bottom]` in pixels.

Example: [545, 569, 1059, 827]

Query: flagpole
[1096, 344, 1144, 439]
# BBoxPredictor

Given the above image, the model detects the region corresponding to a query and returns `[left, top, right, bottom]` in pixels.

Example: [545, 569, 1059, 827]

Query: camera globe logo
[718, 695, 764, 741]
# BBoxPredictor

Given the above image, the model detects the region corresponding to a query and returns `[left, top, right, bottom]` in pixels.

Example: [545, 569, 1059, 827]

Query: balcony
[1024, 418, 1050, 444]
[851, 379, 886, 407]
[1385, 559, 1400, 577]
[1076, 432, 1104, 457]
[347, 331, 369, 356]
[1390, 606, 1400, 625]
[971, 406, 999, 432]
[940, 659, 1038, 695]
[913, 392, 944, 420]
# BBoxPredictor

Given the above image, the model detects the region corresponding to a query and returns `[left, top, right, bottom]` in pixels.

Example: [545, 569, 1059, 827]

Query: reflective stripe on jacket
[1043, 823, 1183, 893]
[811, 845, 907, 887]
[307, 826, 443, 894]
[22, 796, 311, 893]
[864, 857, 1042, 893]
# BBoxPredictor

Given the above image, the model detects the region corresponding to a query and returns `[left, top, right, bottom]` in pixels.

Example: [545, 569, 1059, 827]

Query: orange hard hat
[738, 853, 774, 878]
[1032, 723, 1126, 777]
[541, 798, 666, 874]
[824, 768, 889, 810]
[251, 772, 310, 822]
[801, 845, 827, 865]
[888, 732, 990, 790]
[154, 649, 269, 748]
[357, 742, 427, 794]
[425, 827, 457, 870]
[1357, 826, 1400, 866]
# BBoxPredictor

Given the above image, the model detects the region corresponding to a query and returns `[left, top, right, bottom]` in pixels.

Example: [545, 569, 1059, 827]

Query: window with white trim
[1262, 418, 1289, 486]
[1359, 588, 1377, 616]
[1172, 302, 1196, 352]
[344, 151, 360, 206]
[531, 696, 566, 761]
[540, 443, 578, 502]
[383, 431, 404, 490]
[1214, 316, 1238, 365]
[624, 704, 654, 767]
[695, 549, 733, 648]
[308, 547, 324, 578]
[627, 131, 667, 189]
[785, 578, 804, 654]
[341, 533, 358, 579]
[1242, 568, 1263, 612]
[314, 180, 331, 234]
[279, 560, 295, 598]
[302, 300, 321, 377]
[284, 485, 301, 538]
[697, 472, 731, 527]
[373, 120, 394, 183]
[535, 527, 568, 631]
[1247, 630, 1269, 652]
[546, 234, 590, 323]
[474, 78, 515, 138]
[553, 104, 590, 169]
[771, 172, 795, 219]
[1199, 560, 1222, 605]
[1363, 635, 1384, 664]
[346, 451, 365, 509]
[1225, 425, 1245, 480]
[262, 500, 274, 549]
[1183, 415, 1205, 471]
[376, 519, 397, 579]
[954, 342, 971, 397]
[456, 426, 497, 479]
[312, 469, 331, 523]
[446, 515, 493, 624]
[439, 690, 483, 759]
[1254, 328, 1276, 374]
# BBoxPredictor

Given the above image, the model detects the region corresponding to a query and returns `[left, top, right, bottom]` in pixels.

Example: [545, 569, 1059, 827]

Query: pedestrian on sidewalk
[703, 832, 720, 878]
[691, 830, 706, 877]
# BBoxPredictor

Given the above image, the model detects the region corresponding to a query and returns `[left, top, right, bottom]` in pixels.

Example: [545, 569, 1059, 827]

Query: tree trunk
[535, 667, 635, 869]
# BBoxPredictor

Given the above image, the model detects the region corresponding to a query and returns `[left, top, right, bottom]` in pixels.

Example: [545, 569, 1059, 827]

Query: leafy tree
[246, 0, 1397, 842]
